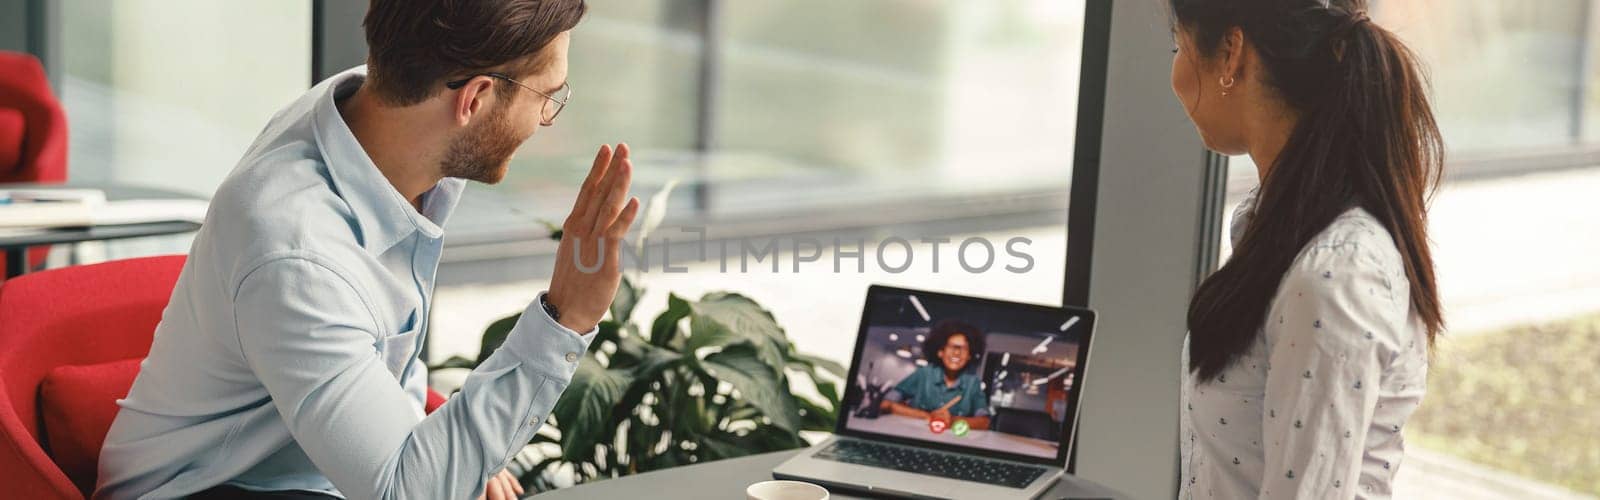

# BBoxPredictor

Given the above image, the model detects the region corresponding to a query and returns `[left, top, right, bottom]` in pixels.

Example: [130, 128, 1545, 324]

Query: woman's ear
[1222, 27, 1247, 83]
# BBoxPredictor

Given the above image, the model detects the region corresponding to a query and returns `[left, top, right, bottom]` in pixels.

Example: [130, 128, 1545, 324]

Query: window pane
[1215, 1, 1600, 495]
[483, 1, 703, 222]
[476, 0, 1083, 222]
[435, 0, 1085, 395]
[1383, 0, 1597, 153]
[60, 0, 312, 197]
[712, 1, 1082, 209]
[1380, 3, 1599, 496]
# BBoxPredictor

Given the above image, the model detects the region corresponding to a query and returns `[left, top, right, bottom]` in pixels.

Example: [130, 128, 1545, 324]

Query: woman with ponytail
[1170, 0, 1444, 498]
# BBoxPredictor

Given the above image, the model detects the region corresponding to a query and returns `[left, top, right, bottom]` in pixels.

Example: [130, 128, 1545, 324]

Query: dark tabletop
[526, 449, 1129, 500]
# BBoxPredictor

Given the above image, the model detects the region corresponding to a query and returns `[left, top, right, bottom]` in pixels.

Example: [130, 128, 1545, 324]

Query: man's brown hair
[363, 0, 587, 106]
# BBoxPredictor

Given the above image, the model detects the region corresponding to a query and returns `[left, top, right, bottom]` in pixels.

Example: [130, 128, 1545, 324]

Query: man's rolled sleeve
[498, 292, 597, 378]
[472, 293, 598, 463]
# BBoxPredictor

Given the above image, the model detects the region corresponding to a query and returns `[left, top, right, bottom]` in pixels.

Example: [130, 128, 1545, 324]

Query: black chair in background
[992, 407, 1060, 441]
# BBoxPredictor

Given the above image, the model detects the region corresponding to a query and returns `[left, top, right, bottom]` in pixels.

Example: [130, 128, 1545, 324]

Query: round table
[0, 183, 205, 278]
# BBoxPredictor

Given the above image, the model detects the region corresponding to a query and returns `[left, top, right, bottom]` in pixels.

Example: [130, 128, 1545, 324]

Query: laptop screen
[839, 285, 1093, 463]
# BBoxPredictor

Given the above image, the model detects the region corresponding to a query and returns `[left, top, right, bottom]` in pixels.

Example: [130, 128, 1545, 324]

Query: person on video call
[93, 1, 637, 499]
[880, 319, 992, 430]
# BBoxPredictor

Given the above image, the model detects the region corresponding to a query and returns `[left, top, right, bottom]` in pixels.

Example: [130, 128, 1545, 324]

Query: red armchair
[0, 256, 448, 499]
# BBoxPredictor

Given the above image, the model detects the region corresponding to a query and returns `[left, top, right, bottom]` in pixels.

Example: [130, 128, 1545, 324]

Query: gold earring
[1219, 75, 1236, 97]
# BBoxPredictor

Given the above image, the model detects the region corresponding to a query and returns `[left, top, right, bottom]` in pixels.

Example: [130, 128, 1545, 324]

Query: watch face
[541, 295, 560, 320]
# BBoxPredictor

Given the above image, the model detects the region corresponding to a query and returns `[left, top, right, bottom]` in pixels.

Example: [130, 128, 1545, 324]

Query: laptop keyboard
[812, 440, 1047, 489]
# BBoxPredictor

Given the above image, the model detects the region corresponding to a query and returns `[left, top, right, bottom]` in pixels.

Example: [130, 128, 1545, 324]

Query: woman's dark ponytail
[1177, 0, 1445, 382]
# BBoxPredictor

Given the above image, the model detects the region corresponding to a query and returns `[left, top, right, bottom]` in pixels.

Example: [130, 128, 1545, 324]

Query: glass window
[434, 0, 1087, 383]
[60, 0, 312, 198]
[709, 1, 1083, 212]
[1383, 0, 1594, 153]
[1214, 1, 1600, 495]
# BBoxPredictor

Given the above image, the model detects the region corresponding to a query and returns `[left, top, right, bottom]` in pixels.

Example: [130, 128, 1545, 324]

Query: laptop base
[771, 436, 1062, 500]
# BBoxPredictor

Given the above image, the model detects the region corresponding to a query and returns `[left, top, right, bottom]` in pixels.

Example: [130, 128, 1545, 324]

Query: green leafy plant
[433, 277, 844, 491]
[429, 181, 843, 491]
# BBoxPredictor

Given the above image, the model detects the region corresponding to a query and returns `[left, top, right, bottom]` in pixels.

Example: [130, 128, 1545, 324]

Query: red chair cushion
[426, 387, 447, 414]
[0, 107, 23, 173]
[38, 358, 142, 494]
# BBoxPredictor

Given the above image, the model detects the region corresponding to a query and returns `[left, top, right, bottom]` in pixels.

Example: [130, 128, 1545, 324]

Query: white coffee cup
[746, 480, 830, 500]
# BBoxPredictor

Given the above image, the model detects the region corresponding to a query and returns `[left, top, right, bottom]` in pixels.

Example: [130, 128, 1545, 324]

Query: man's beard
[439, 106, 522, 184]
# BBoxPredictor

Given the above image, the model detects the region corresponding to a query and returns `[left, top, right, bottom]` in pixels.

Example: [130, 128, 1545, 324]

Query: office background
[3, 0, 1596, 498]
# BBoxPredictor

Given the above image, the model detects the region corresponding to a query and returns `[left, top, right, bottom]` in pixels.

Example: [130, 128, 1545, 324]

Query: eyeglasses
[445, 72, 571, 126]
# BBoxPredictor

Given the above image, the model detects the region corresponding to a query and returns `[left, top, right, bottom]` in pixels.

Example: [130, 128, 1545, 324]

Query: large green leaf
[593, 320, 622, 352]
[426, 355, 477, 371]
[610, 339, 684, 428]
[697, 344, 800, 432]
[707, 424, 808, 455]
[795, 394, 837, 432]
[639, 445, 684, 472]
[747, 424, 809, 449]
[538, 219, 563, 241]
[476, 313, 522, 364]
[649, 293, 693, 348]
[686, 293, 787, 369]
[817, 380, 840, 406]
[552, 357, 632, 462]
[668, 377, 710, 435]
[629, 341, 684, 381]
[699, 433, 754, 461]
[608, 332, 644, 368]
[609, 276, 643, 324]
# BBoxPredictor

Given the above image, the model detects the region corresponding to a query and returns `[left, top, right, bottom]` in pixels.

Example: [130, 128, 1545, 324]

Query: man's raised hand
[546, 143, 640, 332]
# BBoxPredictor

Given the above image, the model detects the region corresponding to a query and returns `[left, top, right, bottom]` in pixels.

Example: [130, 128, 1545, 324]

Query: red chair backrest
[0, 255, 186, 500]
[0, 50, 70, 278]
[0, 50, 68, 184]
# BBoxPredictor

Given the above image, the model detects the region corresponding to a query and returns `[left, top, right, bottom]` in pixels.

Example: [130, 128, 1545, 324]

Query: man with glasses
[95, 1, 629, 499]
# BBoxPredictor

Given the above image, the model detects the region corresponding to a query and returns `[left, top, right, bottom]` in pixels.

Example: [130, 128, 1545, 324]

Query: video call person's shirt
[886, 365, 992, 418]
[94, 66, 596, 500]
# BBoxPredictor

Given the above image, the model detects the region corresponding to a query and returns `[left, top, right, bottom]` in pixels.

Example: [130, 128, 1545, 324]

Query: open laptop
[773, 285, 1095, 499]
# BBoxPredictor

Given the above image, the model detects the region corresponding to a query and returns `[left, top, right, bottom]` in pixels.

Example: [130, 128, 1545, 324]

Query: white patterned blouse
[1179, 188, 1430, 499]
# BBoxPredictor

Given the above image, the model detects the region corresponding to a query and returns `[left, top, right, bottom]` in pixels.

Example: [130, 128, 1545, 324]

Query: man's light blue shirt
[95, 67, 594, 500]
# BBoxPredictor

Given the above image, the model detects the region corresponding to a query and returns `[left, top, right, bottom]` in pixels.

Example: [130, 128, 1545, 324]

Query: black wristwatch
[539, 294, 561, 322]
